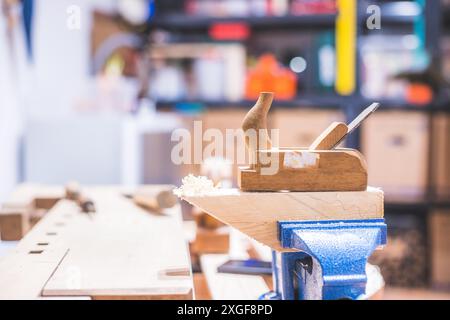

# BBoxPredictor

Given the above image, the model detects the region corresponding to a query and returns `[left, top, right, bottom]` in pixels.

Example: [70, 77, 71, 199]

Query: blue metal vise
[260, 219, 387, 300]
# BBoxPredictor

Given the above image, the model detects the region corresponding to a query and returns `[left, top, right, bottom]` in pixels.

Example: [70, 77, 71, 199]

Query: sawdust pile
[173, 175, 219, 197]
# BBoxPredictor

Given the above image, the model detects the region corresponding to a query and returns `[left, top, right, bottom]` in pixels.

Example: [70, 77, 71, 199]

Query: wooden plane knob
[309, 122, 349, 150]
[242, 92, 274, 165]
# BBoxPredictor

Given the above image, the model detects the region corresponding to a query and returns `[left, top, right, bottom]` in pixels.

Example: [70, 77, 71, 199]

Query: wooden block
[362, 111, 429, 198]
[369, 214, 428, 288]
[0, 209, 30, 241]
[239, 149, 367, 192]
[429, 210, 450, 288]
[1, 184, 63, 231]
[180, 188, 384, 251]
[191, 227, 230, 254]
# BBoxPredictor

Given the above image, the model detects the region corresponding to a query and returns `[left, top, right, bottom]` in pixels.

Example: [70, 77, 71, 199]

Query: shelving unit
[150, 13, 337, 30]
[145, 1, 450, 210]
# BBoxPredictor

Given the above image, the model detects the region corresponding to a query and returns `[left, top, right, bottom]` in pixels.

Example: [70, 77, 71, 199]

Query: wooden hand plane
[238, 92, 379, 192]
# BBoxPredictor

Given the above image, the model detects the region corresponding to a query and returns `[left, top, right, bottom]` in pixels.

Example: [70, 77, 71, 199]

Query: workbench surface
[0, 186, 193, 300]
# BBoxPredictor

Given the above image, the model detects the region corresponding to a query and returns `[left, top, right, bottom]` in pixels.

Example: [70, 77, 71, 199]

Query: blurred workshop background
[0, 0, 450, 298]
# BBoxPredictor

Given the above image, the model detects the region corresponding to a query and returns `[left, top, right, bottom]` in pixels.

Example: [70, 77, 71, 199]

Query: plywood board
[42, 187, 193, 299]
[0, 200, 82, 299]
[181, 188, 384, 251]
[0, 186, 192, 300]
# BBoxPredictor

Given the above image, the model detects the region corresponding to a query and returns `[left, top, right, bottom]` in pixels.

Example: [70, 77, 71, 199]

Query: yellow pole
[335, 0, 357, 96]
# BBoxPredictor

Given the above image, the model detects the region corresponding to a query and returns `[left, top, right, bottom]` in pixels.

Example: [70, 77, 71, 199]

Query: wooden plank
[0, 208, 30, 241]
[193, 273, 212, 300]
[200, 254, 269, 300]
[0, 186, 193, 300]
[180, 188, 384, 251]
[0, 184, 65, 241]
[42, 187, 193, 299]
[0, 247, 68, 300]
[0, 200, 79, 299]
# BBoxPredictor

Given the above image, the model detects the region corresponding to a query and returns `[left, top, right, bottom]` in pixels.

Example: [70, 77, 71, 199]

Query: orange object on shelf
[405, 83, 433, 106]
[245, 54, 297, 100]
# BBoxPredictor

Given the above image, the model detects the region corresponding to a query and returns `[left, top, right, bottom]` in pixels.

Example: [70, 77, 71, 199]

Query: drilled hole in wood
[29, 250, 44, 255]
[37, 242, 49, 246]
[46, 232, 57, 236]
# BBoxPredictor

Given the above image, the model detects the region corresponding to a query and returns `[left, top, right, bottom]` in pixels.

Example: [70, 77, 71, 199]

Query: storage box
[270, 108, 344, 148]
[362, 111, 430, 199]
[0, 209, 30, 241]
[429, 210, 450, 289]
[431, 113, 450, 199]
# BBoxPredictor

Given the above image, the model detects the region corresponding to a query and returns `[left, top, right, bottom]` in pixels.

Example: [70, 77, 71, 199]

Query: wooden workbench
[0, 186, 193, 300]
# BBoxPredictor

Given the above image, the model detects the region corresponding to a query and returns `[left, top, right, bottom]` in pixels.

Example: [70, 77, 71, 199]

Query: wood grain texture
[239, 149, 368, 192]
[6, 183, 65, 209]
[0, 200, 75, 299]
[0, 186, 193, 300]
[181, 188, 384, 251]
[309, 122, 348, 150]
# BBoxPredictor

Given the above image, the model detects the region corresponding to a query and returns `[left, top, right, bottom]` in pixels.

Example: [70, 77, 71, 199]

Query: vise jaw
[261, 219, 387, 300]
